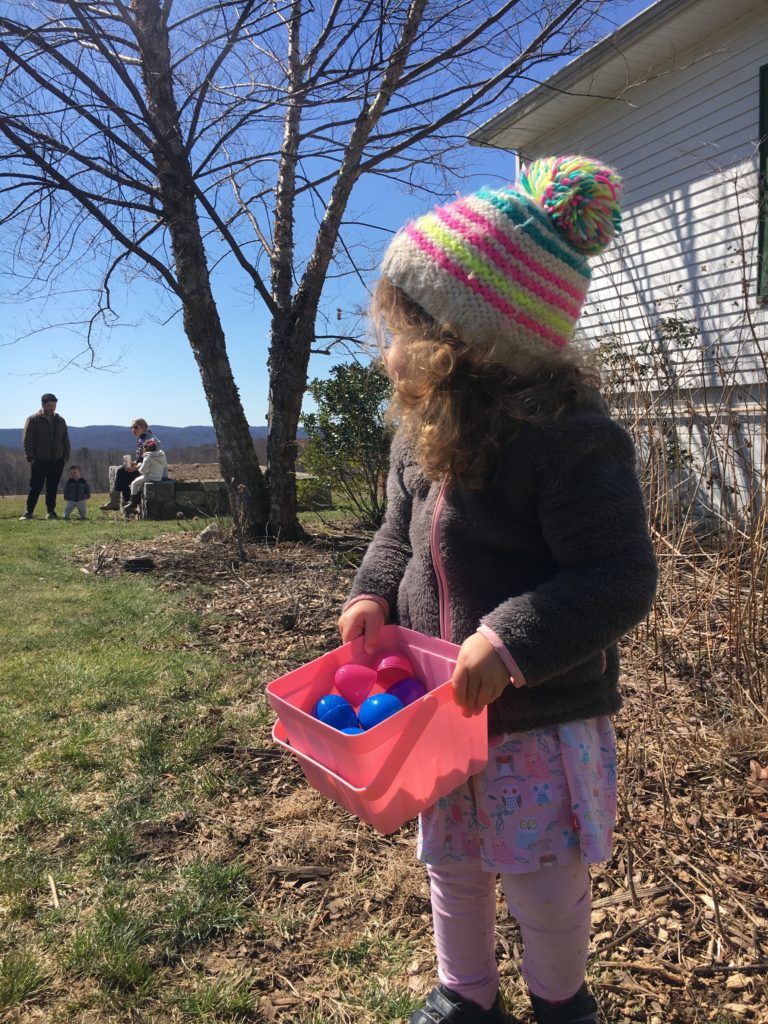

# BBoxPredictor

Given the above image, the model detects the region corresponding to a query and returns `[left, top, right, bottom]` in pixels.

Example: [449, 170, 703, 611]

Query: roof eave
[469, 0, 702, 148]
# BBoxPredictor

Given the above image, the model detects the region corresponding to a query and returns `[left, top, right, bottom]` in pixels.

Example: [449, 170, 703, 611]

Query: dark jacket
[348, 394, 658, 736]
[64, 477, 91, 501]
[22, 411, 70, 463]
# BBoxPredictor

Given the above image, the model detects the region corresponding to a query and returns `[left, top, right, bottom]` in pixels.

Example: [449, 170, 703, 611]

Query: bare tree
[0, 0, 621, 538]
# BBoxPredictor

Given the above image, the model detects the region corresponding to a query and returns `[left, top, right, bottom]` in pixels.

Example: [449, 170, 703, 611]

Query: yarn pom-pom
[519, 155, 622, 256]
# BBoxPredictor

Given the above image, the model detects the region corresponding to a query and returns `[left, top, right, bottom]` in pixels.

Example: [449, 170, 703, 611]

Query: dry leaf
[725, 973, 750, 990]
[722, 1003, 749, 1016]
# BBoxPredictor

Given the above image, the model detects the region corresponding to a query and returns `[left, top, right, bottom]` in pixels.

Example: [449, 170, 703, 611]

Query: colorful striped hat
[381, 155, 622, 371]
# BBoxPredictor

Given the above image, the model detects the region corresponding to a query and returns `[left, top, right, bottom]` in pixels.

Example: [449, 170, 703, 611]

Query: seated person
[100, 418, 160, 510]
[123, 439, 169, 518]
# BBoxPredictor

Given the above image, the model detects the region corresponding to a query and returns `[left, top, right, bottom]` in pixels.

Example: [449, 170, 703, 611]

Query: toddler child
[62, 465, 91, 520]
[338, 156, 658, 1024]
[122, 438, 168, 518]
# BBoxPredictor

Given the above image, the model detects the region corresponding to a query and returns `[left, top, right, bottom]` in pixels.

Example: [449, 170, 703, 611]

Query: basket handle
[272, 683, 461, 802]
[359, 687, 446, 800]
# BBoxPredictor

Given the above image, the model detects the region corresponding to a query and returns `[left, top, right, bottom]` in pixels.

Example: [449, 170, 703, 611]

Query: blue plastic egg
[341, 726, 365, 735]
[358, 692, 404, 730]
[314, 693, 349, 720]
[320, 703, 359, 732]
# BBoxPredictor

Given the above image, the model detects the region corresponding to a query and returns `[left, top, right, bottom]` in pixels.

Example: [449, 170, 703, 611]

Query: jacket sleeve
[346, 432, 414, 617]
[62, 420, 70, 462]
[84, 481, 91, 498]
[481, 416, 658, 687]
[22, 417, 33, 461]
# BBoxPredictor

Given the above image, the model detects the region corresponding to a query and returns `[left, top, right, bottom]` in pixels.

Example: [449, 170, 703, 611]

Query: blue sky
[0, 0, 652, 431]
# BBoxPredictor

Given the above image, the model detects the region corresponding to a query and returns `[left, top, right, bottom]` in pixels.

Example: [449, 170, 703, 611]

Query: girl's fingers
[451, 661, 468, 709]
[362, 614, 382, 653]
[339, 601, 386, 649]
[452, 661, 482, 717]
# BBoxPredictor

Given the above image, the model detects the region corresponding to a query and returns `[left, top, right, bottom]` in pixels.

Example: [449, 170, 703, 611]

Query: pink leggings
[427, 860, 591, 1009]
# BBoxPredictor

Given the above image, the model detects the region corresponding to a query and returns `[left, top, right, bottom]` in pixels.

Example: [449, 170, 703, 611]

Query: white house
[470, 0, 768, 521]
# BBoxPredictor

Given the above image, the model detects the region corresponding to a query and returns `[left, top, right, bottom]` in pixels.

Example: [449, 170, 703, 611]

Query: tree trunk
[267, 0, 306, 540]
[267, 315, 313, 539]
[265, 0, 428, 538]
[132, 0, 268, 537]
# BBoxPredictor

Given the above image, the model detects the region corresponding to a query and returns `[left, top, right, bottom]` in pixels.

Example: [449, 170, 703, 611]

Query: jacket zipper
[430, 480, 452, 641]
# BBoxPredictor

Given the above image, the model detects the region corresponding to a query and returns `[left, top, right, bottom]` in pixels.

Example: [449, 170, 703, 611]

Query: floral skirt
[417, 716, 617, 873]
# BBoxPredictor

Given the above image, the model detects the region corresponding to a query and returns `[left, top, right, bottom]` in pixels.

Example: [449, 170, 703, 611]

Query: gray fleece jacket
[348, 393, 658, 736]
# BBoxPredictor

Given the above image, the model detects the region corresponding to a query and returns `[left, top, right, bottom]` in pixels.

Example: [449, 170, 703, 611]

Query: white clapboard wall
[480, 1, 768, 523]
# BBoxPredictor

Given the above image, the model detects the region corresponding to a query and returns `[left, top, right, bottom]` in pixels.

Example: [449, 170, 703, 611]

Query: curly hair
[371, 278, 601, 490]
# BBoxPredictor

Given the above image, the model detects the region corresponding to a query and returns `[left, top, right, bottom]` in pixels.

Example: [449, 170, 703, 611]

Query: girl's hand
[338, 599, 386, 653]
[451, 632, 511, 717]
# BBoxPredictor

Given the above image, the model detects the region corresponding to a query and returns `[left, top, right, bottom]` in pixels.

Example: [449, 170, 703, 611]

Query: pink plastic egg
[334, 663, 377, 706]
[374, 652, 415, 687]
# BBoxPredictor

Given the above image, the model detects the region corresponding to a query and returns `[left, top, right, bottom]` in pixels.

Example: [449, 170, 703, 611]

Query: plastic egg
[374, 652, 415, 687]
[341, 726, 365, 735]
[358, 692, 404, 730]
[334, 663, 377, 705]
[319, 702, 359, 731]
[387, 676, 427, 707]
[314, 693, 349, 720]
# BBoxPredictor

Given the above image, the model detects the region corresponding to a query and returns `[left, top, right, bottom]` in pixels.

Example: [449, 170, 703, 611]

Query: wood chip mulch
[86, 526, 768, 1023]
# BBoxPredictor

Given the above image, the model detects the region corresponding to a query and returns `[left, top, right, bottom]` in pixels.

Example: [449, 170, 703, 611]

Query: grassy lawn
[0, 496, 278, 1021]
[1, 494, 765, 1024]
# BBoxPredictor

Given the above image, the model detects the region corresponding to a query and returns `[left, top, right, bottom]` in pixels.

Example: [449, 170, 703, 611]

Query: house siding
[490, 2, 768, 522]
[522, 6, 768, 391]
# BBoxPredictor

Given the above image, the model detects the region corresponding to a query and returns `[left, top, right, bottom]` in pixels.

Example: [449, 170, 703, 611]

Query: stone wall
[107, 465, 332, 519]
[144, 479, 229, 519]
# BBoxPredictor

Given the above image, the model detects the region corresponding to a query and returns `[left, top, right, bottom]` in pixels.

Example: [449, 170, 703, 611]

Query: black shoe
[410, 986, 514, 1024]
[19, 512, 33, 520]
[529, 983, 599, 1024]
[46, 511, 59, 519]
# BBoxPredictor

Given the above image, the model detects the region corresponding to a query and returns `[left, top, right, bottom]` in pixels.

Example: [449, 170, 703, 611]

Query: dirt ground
[92, 524, 768, 1024]
[167, 463, 224, 481]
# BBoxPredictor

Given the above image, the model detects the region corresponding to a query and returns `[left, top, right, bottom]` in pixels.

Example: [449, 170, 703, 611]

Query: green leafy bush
[301, 362, 393, 528]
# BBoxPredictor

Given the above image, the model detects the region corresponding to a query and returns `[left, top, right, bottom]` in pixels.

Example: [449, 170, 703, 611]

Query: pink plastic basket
[267, 625, 488, 834]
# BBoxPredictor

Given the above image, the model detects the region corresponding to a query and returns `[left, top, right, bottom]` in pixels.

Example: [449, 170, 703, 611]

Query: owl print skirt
[417, 716, 617, 873]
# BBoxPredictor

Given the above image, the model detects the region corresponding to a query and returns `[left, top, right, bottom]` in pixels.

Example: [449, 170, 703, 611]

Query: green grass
[0, 950, 49, 1009]
[0, 496, 269, 1019]
[162, 859, 253, 953]
[63, 903, 155, 994]
[172, 972, 259, 1020]
[0, 496, 438, 1022]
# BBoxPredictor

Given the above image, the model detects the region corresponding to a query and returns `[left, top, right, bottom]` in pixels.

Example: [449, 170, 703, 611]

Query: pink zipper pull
[430, 480, 451, 641]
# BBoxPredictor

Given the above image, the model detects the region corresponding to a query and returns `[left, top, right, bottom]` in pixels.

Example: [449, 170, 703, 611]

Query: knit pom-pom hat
[380, 155, 621, 371]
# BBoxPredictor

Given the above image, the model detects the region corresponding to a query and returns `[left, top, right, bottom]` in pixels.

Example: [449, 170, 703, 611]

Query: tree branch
[0, 116, 180, 295]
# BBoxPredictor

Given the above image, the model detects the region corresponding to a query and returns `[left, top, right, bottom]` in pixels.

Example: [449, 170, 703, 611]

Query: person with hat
[19, 393, 71, 520]
[338, 156, 658, 1024]
[122, 437, 168, 518]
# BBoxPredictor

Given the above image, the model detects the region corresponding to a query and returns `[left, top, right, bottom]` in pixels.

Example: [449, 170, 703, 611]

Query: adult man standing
[19, 393, 71, 520]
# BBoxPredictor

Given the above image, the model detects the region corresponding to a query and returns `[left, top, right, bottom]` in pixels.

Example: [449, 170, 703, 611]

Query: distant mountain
[0, 424, 276, 452]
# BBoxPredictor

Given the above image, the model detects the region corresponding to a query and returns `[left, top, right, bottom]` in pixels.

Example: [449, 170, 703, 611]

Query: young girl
[338, 156, 658, 1024]
[122, 438, 169, 518]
